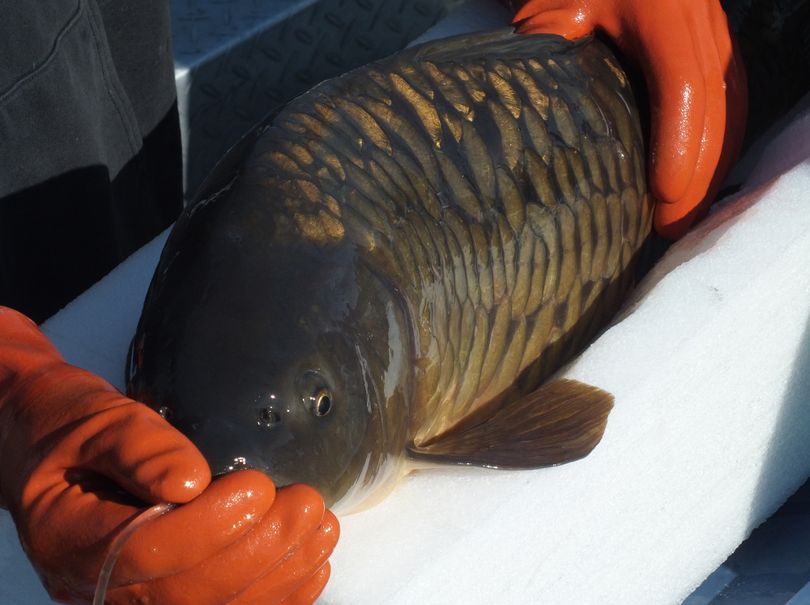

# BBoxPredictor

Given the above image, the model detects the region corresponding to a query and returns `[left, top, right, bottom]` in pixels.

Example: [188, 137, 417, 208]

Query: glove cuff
[0, 307, 66, 509]
[0, 307, 65, 381]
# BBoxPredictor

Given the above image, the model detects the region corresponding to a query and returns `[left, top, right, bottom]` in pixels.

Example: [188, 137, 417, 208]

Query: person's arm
[0, 306, 337, 604]
[508, 0, 748, 239]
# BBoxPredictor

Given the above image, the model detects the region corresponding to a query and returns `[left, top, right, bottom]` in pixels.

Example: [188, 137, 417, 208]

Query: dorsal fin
[412, 28, 587, 63]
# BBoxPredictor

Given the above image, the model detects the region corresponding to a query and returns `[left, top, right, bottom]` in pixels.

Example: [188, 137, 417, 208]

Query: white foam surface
[317, 107, 810, 605]
[2, 2, 810, 603]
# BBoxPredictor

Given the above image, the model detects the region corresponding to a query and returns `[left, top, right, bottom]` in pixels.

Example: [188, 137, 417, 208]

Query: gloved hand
[0, 307, 338, 604]
[510, 0, 748, 239]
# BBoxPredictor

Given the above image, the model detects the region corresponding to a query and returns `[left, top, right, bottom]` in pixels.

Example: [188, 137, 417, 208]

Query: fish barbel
[128, 29, 652, 510]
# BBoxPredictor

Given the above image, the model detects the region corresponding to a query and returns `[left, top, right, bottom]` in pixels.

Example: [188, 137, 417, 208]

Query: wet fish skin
[129, 30, 651, 509]
[129, 199, 413, 506]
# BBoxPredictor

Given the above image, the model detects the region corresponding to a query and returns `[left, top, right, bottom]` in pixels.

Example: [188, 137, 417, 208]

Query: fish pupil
[157, 406, 172, 421]
[314, 392, 332, 417]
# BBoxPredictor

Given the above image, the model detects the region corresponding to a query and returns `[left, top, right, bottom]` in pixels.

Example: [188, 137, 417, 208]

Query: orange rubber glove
[0, 307, 338, 605]
[510, 0, 748, 239]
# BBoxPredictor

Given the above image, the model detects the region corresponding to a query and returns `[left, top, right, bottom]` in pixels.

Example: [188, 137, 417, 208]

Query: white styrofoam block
[0, 513, 50, 604]
[2, 2, 809, 603]
[317, 117, 810, 605]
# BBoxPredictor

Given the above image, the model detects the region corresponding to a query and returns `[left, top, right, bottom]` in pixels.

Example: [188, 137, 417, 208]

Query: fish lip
[210, 456, 270, 478]
[210, 459, 296, 488]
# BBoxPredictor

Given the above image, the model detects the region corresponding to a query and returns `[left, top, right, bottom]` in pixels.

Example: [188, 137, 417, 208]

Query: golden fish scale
[250, 31, 651, 447]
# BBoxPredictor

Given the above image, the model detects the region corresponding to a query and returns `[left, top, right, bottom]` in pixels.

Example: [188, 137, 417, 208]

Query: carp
[128, 29, 652, 510]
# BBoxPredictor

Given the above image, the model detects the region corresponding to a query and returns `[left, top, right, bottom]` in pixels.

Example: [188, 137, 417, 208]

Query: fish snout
[172, 414, 287, 479]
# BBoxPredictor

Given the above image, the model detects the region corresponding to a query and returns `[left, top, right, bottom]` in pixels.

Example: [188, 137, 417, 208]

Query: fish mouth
[170, 415, 295, 486]
[206, 450, 298, 489]
[210, 455, 270, 478]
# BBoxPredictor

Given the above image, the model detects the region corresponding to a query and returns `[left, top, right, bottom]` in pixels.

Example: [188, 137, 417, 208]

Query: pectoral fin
[408, 378, 613, 468]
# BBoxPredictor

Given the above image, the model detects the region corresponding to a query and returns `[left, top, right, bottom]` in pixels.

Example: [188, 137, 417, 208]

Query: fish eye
[311, 388, 333, 417]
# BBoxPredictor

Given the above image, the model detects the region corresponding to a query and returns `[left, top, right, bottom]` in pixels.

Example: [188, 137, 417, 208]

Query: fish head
[129, 176, 411, 508]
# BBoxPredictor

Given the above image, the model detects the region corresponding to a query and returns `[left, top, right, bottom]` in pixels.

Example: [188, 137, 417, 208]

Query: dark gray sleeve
[97, 0, 178, 137]
[0, 0, 182, 321]
[0, 0, 144, 197]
